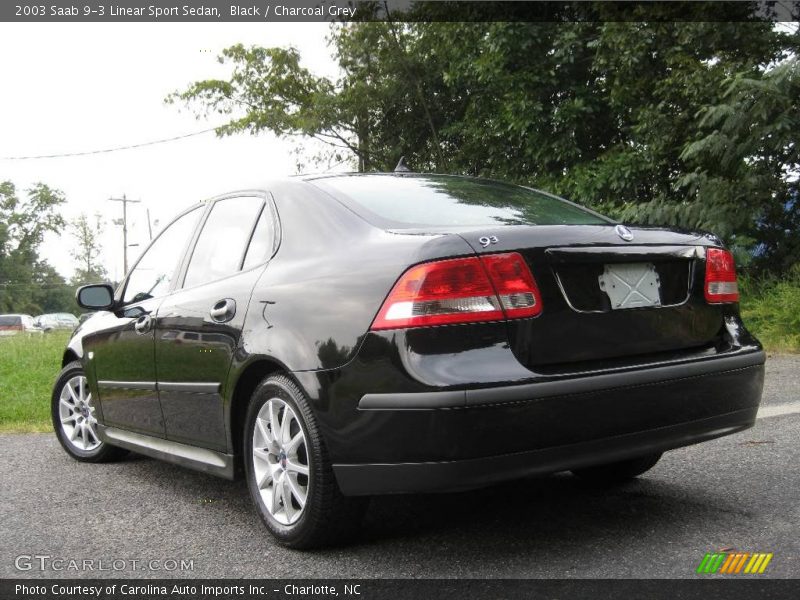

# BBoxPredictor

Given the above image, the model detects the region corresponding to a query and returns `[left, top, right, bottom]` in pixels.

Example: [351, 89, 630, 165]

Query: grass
[739, 269, 800, 353]
[0, 274, 797, 433]
[0, 331, 70, 433]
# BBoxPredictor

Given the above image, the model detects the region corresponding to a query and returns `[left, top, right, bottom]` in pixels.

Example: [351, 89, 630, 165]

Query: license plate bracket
[598, 263, 661, 309]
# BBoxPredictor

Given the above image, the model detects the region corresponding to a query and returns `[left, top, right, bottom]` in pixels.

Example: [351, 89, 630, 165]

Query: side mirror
[76, 284, 115, 310]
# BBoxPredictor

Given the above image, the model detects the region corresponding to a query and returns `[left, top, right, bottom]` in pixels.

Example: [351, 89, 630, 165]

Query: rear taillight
[370, 252, 542, 330]
[480, 253, 542, 318]
[704, 248, 739, 303]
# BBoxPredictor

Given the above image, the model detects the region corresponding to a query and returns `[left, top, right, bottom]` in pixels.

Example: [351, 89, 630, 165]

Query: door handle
[209, 298, 236, 323]
[133, 314, 152, 334]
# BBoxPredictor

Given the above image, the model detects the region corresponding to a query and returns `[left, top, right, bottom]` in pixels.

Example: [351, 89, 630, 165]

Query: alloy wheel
[58, 375, 101, 452]
[252, 397, 310, 525]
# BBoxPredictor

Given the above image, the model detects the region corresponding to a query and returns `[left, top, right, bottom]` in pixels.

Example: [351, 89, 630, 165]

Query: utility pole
[108, 194, 141, 275]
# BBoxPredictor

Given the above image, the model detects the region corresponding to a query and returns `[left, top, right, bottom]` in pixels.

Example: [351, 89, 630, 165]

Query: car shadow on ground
[107, 449, 741, 560]
[359, 475, 699, 549]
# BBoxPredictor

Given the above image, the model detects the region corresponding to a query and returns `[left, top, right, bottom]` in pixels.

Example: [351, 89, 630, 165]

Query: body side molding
[158, 382, 221, 393]
[97, 380, 156, 390]
[97, 381, 220, 393]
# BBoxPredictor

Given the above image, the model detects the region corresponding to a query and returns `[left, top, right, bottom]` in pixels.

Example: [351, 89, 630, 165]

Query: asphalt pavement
[1, 354, 798, 579]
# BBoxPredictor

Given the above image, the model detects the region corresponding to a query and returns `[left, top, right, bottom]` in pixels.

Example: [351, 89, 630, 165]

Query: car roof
[191, 174, 464, 208]
[201, 173, 448, 197]
[301, 172, 465, 184]
[302, 172, 399, 181]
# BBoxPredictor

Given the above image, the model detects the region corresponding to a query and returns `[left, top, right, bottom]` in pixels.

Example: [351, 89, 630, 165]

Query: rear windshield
[313, 175, 608, 228]
[0, 316, 21, 326]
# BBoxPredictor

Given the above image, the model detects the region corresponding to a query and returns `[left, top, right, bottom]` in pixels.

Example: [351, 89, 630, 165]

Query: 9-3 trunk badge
[479, 235, 499, 248]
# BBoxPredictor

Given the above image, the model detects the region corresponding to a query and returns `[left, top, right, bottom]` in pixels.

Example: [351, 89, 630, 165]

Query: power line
[0, 126, 220, 161]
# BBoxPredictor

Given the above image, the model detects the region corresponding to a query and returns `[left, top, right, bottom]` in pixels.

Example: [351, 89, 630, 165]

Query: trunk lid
[451, 224, 726, 369]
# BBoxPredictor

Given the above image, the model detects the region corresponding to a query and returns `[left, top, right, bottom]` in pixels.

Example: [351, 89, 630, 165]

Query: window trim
[239, 203, 266, 271]
[239, 193, 281, 271]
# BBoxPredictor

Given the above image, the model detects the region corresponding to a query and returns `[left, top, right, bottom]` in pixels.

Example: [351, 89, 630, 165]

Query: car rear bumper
[332, 349, 765, 495]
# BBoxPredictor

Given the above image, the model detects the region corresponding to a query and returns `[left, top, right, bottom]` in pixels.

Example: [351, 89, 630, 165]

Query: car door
[83, 205, 203, 437]
[154, 193, 277, 451]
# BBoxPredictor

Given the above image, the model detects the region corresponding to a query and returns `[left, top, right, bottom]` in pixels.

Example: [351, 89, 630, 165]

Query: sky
[0, 22, 341, 281]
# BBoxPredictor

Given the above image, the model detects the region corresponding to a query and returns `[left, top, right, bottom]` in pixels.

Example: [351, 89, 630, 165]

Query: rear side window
[0, 316, 21, 326]
[242, 207, 274, 270]
[183, 196, 264, 289]
[314, 175, 608, 228]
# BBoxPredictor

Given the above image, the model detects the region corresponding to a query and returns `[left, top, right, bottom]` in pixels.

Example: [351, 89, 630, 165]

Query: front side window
[183, 196, 264, 289]
[123, 207, 201, 304]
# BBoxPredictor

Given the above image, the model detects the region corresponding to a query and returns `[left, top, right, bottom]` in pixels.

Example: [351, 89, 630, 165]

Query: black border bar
[3, 579, 800, 600]
[3, 1, 800, 23]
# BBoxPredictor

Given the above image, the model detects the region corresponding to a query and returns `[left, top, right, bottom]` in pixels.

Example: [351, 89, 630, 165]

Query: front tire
[52, 361, 128, 462]
[244, 374, 367, 549]
[571, 452, 663, 485]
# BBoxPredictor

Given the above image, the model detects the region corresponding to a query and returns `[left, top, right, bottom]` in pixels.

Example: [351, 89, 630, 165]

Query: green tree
[170, 19, 799, 274]
[678, 56, 800, 273]
[0, 181, 69, 314]
[69, 212, 108, 286]
[32, 262, 77, 315]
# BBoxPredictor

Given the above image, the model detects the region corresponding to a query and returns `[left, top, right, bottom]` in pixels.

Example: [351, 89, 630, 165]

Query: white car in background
[34, 313, 80, 332]
[0, 314, 43, 336]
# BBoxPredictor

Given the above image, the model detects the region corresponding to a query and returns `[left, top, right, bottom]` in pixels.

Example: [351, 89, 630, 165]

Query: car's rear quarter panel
[235, 181, 479, 374]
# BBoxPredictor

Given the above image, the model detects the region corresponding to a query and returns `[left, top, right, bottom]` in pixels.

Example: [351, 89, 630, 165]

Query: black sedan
[53, 173, 765, 548]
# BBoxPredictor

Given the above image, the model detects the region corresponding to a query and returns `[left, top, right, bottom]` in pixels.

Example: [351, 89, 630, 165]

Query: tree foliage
[171, 20, 800, 274]
[69, 212, 108, 286]
[0, 181, 74, 314]
[678, 56, 800, 272]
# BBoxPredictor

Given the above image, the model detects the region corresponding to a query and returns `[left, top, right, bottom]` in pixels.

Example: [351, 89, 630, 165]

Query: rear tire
[571, 452, 662, 485]
[52, 361, 128, 463]
[244, 374, 367, 549]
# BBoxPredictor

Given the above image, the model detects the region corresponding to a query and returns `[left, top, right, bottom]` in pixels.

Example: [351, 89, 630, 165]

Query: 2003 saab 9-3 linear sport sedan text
[53, 173, 765, 548]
